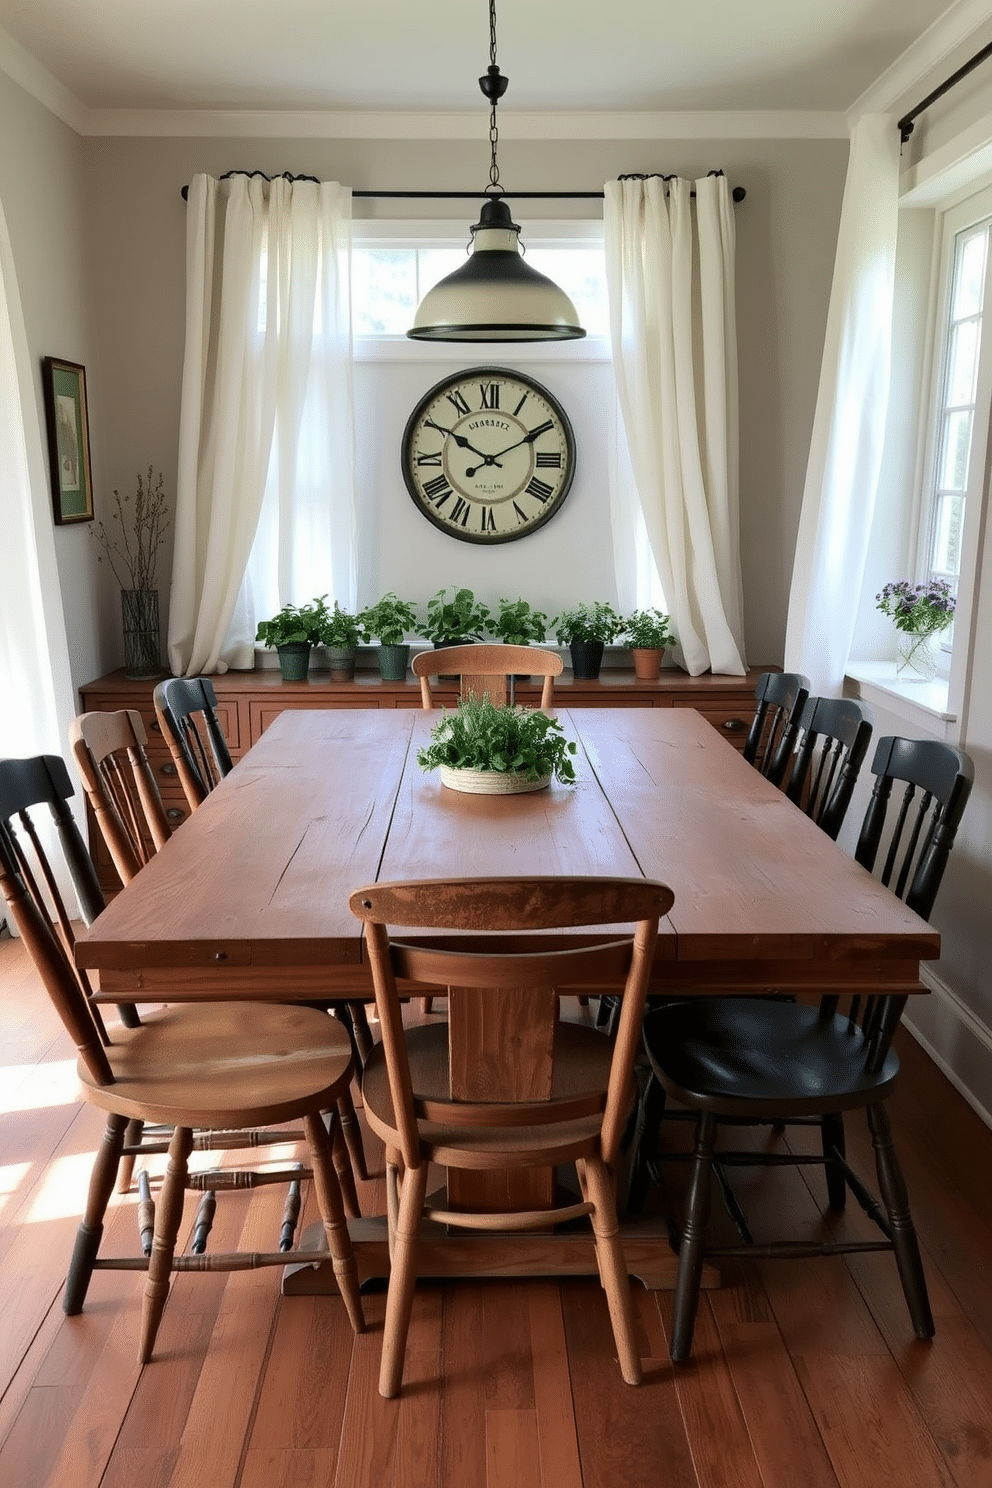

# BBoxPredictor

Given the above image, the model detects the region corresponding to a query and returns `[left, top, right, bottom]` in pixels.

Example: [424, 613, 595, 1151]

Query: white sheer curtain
[605, 174, 746, 676]
[0, 193, 82, 903]
[169, 173, 356, 676]
[784, 115, 901, 696]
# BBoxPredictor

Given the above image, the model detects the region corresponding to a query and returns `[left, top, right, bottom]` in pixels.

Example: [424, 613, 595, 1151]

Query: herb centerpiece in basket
[417, 695, 577, 795]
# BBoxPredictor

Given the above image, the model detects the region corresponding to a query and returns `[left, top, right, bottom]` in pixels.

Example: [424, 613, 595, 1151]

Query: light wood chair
[349, 874, 673, 1398]
[636, 736, 973, 1363]
[152, 675, 233, 809]
[412, 643, 562, 710]
[0, 753, 365, 1363]
[69, 709, 172, 887]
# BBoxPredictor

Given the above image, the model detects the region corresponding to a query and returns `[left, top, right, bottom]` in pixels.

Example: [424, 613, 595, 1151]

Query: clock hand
[424, 419, 502, 468]
[473, 422, 554, 468]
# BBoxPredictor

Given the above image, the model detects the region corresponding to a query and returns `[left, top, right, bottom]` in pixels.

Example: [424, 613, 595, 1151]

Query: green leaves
[552, 601, 623, 644]
[417, 696, 577, 784]
[492, 597, 549, 645]
[358, 593, 419, 646]
[622, 608, 675, 649]
[255, 595, 330, 647]
[423, 587, 492, 643]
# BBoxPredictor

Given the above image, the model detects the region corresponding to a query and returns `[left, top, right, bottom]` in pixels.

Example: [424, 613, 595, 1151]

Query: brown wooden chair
[69, 709, 172, 887]
[636, 735, 973, 1363]
[412, 643, 562, 710]
[0, 753, 365, 1362]
[152, 676, 233, 809]
[349, 874, 673, 1398]
[742, 671, 810, 784]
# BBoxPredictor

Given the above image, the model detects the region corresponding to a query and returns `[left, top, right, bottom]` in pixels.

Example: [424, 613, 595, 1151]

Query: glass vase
[896, 630, 939, 681]
[121, 588, 161, 679]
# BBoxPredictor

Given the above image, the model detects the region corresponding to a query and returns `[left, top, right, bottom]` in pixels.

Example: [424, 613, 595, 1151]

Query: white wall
[79, 132, 849, 672]
[0, 68, 105, 697]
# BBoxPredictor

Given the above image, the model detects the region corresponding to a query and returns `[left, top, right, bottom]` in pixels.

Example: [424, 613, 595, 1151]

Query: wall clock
[401, 366, 576, 544]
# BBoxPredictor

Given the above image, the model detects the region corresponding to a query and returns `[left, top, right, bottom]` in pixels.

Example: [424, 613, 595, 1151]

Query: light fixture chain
[488, 0, 502, 195]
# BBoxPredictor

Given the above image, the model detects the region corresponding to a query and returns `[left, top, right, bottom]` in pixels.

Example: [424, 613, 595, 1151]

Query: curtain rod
[179, 170, 746, 203]
[898, 37, 992, 145]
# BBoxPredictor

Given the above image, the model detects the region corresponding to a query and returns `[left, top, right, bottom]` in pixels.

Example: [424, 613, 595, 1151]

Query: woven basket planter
[439, 766, 551, 795]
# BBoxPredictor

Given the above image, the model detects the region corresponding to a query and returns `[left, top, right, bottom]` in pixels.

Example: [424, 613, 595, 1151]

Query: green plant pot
[569, 641, 604, 680]
[378, 644, 410, 681]
[276, 643, 311, 681]
[325, 645, 357, 681]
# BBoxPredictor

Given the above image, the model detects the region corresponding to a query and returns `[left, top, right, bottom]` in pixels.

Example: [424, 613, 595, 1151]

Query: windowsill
[844, 661, 957, 736]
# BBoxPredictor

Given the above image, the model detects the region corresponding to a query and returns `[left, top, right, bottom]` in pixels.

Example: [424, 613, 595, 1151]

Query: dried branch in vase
[94, 467, 171, 591]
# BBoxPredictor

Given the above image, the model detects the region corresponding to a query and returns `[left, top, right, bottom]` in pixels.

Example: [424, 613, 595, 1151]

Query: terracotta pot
[631, 647, 665, 681]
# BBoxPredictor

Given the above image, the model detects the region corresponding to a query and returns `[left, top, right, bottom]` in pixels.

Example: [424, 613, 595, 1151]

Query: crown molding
[0, 24, 85, 131]
[75, 107, 848, 141]
[850, 0, 992, 118]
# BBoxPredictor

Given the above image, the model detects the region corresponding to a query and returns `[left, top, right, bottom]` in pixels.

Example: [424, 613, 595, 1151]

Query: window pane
[352, 249, 419, 334]
[952, 229, 989, 319]
[418, 248, 466, 296]
[527, 248, 610, 335]
[946, 318, 981, 406]
[939, 408, 973, 489]
[931, 492, 965, 577]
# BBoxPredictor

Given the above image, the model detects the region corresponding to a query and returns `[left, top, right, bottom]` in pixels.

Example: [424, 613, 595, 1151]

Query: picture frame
[41, 356, 94, 525]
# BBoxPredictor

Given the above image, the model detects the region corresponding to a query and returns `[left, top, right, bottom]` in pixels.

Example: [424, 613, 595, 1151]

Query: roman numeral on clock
[526, 477, 555, 503]
[449, 497, 472, 527]
[479, 506, 497, 533]
[446, 389, 470, 416]
[479, 383, 500, 409]
[416, 451, 443, 466]
[423, 475, 452, 506]
[535, 451, 561, 468]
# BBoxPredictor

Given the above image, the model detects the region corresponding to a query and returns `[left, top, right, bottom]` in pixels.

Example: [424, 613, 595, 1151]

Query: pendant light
[407, 0, 585, 342]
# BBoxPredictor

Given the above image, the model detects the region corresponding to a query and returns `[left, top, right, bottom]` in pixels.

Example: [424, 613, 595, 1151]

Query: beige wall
[80, 132, 849, 668]
[0, 68, 107, 695]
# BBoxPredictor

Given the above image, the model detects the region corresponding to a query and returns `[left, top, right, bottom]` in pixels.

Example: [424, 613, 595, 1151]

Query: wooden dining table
[74, 705, 940, 1292]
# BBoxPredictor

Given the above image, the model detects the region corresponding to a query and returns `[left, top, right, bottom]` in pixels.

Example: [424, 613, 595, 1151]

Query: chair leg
[139, 1125, 193, 1363]
[671, 1111, 716, 1364]
[626, 1071, 667, 1216]
[64, 1112, 128, 1315]
[581, 1155, 642, 1385]
[116, 1118, 145, 1193]
[304, 1111, 365, 1336]
[336, 1088, 370, 1184]
[867, 1102, 934, 1340]
[347, 1001, 375, 1067]
[379, 1159, 429, 1399]
[821, 1112, 847, 1211]
[420, 997, 434, 1015]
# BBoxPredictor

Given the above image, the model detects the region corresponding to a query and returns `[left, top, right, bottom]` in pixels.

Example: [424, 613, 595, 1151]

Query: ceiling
[0, 0, 964, 118]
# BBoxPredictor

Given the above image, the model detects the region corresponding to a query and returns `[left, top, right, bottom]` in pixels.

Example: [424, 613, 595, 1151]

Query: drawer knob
[721, 718, 745, 732]
[166, 808, 185, 821]
[160, 762, 178, 776]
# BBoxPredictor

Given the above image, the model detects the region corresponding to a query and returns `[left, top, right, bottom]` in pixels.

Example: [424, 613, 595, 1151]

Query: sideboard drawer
[693, 706, 752, 750]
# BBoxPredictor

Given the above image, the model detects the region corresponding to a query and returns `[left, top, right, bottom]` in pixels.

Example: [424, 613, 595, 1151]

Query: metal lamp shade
[408, 199, 585, 342]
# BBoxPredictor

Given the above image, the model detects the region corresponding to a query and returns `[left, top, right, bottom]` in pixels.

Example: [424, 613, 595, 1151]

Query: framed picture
[42, 356, 94, 525]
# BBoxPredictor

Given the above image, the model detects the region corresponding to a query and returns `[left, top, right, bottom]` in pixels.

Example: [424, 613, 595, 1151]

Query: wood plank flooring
[3, 932, 992, 1487]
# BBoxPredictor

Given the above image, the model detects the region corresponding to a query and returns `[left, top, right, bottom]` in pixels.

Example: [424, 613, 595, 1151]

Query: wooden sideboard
[78, 664, 768, 890]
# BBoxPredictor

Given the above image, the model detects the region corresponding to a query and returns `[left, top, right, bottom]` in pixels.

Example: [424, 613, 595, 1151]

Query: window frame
[914, 184, 992, 686]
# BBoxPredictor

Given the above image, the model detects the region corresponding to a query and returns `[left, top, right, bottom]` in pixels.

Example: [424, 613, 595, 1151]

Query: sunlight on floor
[0, 1058, 79, 1112]
[23, 1151, 93, 1222]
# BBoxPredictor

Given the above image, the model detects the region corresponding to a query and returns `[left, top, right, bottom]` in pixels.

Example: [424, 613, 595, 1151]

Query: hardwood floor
[3, 931, 992, 1487]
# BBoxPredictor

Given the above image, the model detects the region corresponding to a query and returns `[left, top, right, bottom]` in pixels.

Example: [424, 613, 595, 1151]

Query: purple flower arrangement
[876, 578, 956, 638]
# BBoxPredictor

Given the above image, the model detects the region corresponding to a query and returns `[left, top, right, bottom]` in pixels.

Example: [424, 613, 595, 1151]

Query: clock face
[401, 367, 576, 545]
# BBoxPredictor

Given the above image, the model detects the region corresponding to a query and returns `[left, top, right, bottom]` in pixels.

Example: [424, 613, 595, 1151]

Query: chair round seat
[643, 997, 900, 1117]
[82, 1001, 354, 1128]
[362, 1020, 613, 1168]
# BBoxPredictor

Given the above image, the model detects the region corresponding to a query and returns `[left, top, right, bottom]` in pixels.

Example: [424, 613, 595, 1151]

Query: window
[919, 188, 992, 657]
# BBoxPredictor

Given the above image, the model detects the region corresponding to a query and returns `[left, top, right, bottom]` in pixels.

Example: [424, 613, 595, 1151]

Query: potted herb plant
[255, 595, 330, 681]
[552, 601, 624, 680]
[417, 695, 577, 795]
[622, 608, 676, 681]
[876, 578, 956, 680]
[491, 597, 550, 679]
[319, 603, 370, 681]
[424, 587, 493, 646]
[358, 593, 419, 681]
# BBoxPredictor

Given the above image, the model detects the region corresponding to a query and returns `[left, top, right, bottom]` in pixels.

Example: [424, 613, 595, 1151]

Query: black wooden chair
[637, 735, 973, 1362]
[780, 695, 874, 840]
[152, 676, 233, 810]
[742, 671, 810, 785]
[0, 754, 365, 1360]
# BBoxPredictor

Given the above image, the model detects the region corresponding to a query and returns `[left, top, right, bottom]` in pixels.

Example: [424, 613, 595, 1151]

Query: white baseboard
[903, 966, 992, 1133]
